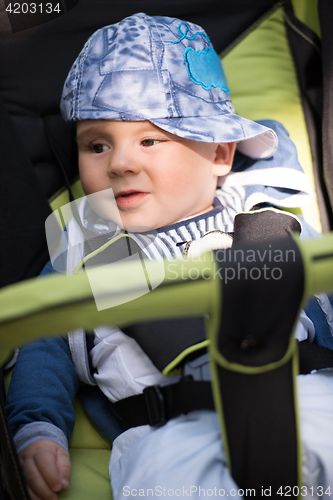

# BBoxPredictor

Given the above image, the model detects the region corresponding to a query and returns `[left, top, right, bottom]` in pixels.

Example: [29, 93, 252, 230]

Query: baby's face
[77, 120, 234, 230]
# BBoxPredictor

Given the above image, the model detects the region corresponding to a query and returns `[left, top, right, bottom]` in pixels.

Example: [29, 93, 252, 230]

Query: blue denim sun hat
[61, 13, 278, 159]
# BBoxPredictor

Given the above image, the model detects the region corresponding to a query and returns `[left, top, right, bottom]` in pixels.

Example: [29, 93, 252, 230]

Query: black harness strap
[112, 340, 333, 431]
[110, 340, 333, 431]
[298, 341, 333, 374]
[114, 379, 214, 429]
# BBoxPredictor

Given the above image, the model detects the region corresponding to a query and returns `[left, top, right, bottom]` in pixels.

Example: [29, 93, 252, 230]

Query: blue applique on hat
[170, 22, 230, 93]
[184, 47, 230, 94]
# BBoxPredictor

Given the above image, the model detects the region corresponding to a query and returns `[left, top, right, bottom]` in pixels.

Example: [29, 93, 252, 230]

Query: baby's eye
[141, 139, 161, 147]
[92, 143, 109, 154]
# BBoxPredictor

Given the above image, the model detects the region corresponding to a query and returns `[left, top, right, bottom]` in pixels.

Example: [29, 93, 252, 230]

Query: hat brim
[150, 114, 278, 160]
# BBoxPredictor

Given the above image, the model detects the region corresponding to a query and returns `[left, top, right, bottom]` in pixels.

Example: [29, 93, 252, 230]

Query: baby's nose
[108, 146, 140, 176]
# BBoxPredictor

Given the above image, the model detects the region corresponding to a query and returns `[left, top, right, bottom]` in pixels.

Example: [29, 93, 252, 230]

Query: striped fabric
[128, 196, 237, 262]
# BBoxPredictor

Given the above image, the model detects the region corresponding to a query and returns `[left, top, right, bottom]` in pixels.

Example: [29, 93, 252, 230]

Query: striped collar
[132, 198, 234, 262]
[155, 198, 223, 233]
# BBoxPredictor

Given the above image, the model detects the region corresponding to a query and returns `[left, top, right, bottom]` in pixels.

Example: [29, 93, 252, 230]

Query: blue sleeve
[305, 295, 333, 350]
[39, 259, 57, 276]
[6, 335, 79, 444]
[6, 260, 79, 448]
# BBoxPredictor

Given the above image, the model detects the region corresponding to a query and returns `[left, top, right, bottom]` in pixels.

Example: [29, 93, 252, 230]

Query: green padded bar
[0, 235, 333, 352]
[298, 235, 333, 299]
[0, 255, 220, 358]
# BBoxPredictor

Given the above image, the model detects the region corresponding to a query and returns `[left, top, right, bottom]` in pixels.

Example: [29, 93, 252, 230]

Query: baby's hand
[19, 440, 71, 500]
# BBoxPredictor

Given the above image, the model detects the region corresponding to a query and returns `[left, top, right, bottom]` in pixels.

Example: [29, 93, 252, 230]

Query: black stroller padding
[214, 238, 304, 494]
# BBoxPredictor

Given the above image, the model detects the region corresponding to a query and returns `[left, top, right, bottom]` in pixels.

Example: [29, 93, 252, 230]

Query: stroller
[0, 0, 333, 498]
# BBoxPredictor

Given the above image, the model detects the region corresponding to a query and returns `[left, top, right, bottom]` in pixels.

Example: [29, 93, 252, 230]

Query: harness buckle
[143, 385, 166, 426]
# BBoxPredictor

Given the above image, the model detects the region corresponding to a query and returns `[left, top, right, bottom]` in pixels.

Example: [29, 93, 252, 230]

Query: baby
[7, 13, 331, 500]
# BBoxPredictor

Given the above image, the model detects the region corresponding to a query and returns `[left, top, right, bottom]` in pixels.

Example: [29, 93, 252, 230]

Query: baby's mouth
[117, 191, 141, 198]
[115, 190, 148, 208]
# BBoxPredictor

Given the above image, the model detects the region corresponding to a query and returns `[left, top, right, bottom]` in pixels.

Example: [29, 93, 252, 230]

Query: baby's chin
[96, 203, 215, 232]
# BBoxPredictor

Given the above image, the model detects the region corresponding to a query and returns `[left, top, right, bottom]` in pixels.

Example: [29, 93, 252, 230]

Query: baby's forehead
[76, 119, 177, 139]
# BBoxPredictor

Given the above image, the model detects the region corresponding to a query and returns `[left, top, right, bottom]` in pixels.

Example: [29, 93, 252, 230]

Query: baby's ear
[212, 142, 236, 177]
